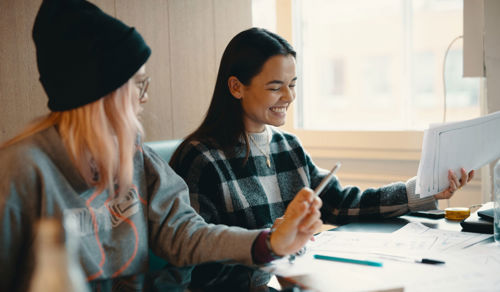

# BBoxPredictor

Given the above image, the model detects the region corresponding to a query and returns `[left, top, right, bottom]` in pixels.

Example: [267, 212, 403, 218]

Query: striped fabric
[173, 126, 433, 229]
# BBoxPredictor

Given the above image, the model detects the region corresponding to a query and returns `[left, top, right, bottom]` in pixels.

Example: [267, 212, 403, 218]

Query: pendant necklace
[248, 129, 271, 168]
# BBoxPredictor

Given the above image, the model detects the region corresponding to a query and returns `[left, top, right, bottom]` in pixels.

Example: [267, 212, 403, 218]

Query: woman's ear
[228, 76, 244, 99]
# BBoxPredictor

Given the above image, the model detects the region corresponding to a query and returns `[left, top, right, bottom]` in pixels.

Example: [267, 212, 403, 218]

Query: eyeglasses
[137, 76, 151, 102]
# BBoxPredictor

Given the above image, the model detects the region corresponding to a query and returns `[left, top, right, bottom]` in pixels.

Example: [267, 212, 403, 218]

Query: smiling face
[229, 54, 297, 133]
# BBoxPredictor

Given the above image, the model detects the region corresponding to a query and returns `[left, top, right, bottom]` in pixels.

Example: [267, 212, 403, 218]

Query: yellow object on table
[444, 207, 470, 220]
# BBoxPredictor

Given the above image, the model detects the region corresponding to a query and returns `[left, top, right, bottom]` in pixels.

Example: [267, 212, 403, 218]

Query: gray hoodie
[0, 127, 261, 291]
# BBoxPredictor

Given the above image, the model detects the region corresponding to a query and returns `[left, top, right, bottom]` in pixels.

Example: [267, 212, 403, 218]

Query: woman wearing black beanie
[0, 0, 323, 291]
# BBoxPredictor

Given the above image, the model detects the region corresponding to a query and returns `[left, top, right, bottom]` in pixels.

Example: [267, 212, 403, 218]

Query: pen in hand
[288, 162, 341, 264]
[314, 162, 341, 196]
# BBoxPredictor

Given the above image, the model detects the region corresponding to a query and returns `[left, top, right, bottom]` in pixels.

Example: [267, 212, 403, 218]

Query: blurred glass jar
[28, 217, 89, 292]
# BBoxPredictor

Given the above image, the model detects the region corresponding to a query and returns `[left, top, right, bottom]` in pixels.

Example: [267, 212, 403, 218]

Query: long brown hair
[1, 80, 143, 196]
[170, 28, 296, 166]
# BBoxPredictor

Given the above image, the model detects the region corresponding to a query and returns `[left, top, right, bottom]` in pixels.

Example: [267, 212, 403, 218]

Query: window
[294, 0, 481, 131]
[322, 58, 345, 97]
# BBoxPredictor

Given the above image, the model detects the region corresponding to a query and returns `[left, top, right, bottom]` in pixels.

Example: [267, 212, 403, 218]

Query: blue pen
[314, 254, 383, 267]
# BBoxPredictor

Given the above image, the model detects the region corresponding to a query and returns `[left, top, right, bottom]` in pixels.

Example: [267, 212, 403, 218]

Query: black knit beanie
[32, 0, 151, 111]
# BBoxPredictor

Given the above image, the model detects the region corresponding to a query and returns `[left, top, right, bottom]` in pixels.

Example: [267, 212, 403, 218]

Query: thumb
[272, 216, 285, 230]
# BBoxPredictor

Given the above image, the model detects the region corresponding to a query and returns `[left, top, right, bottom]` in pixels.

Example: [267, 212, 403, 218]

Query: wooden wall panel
[115, 0, 173, 141]
[168, 0, 217, 139]
[88, 0, 115, 15]
[213, 0, 252, 67]
[0, 0, 47, 143]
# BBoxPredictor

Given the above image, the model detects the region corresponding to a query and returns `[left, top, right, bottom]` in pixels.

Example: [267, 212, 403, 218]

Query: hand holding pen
[286, 162, 342, 263]
[271, 162, 340, 232]
[269, 188, 323, 257]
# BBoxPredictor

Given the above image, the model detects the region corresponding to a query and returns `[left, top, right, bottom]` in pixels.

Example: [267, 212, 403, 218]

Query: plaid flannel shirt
[172, 126, 436, 229]
[172, 126, 437, 290]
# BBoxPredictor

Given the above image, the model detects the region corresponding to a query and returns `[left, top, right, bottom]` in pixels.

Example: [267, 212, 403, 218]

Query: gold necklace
[248, 129, 271, 168]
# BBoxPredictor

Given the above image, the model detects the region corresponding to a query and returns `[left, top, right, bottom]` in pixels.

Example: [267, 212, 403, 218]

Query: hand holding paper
[433, 168, 475, 200]
[416, 111, 500, 197]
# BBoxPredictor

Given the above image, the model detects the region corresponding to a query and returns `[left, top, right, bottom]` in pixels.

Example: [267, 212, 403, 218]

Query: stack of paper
[416, 111, 500, 197]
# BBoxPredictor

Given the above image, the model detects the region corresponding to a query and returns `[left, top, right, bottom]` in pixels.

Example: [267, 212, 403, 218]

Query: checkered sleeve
[171, 142, 226, 225]
[301, 144, 412, 225]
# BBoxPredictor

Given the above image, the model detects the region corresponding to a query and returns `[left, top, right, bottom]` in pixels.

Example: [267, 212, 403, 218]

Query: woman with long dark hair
[170, 27, 474, 291]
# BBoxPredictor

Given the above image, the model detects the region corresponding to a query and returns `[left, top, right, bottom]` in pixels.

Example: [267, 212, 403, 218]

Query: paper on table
[416, 110, 500, 197]
[309, 223, 490, 254]
[263, 226, 498, 292]
[392, 222, 492, 250]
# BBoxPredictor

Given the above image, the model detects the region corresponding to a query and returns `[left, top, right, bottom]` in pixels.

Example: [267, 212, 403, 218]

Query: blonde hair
[2, 79, 143, 195]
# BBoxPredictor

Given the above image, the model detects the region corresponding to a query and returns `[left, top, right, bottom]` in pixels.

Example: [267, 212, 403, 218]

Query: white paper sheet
[263, 225, 498, 292]
[416, 110, 500, 197]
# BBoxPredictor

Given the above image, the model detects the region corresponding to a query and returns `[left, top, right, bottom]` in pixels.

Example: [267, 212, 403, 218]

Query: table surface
[272, 214, 498, 292]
